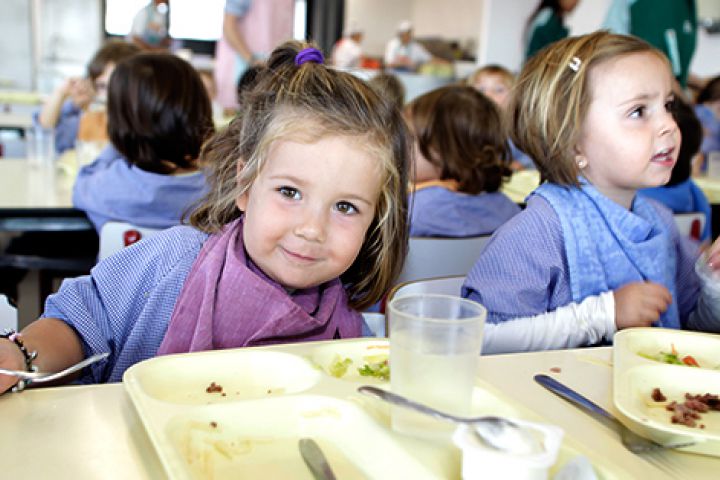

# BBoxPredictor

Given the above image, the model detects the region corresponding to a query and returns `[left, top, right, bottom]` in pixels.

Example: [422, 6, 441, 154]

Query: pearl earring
[576, 158, 587, 169]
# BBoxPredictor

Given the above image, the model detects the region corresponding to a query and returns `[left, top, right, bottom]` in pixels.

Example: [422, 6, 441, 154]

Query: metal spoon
[358, 385, 541, 453]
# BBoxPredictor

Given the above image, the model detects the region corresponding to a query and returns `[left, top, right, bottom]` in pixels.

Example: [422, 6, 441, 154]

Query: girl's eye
[278, 186, 301, 200]
[629, 106, 646, 119]
[665, 100, 675, 112]
[335, 201, 358, 215]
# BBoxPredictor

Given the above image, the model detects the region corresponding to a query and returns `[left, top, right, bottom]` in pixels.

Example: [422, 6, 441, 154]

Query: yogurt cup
[452, 418, 563, 480]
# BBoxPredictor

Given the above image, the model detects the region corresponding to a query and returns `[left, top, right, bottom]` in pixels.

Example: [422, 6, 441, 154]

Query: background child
[524, 0, 578, 62]
[639, 99, 712, 245]
[695, 75, 720, 161]
[467, 64, 534, 170]
[36, 41, 140, 155]
[462, 31, 720, 354]
[406, 85, 519, 237]
[368, 72, 406, 112]
[72, 53, 214, 232]
[0, 41, 409, 392]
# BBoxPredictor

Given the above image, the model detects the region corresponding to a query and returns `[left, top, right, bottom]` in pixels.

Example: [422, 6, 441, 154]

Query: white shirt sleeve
[410, 42, 432, 65]
[385, 38, 401, 66]
[482, 291, 617, 354]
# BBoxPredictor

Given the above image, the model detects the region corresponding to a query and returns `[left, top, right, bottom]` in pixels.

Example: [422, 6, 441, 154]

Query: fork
[533, 374, 694, 453]
[0, 352, 109, 384]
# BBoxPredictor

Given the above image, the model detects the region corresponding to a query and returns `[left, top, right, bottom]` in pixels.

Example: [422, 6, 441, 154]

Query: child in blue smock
[72, 53, 214, 232]
[695, 76, 720, 160]
[406, 85, 519, 237]
[35, 41, 140, 155]
[639, 99, 711, 245]
[0, 42, 410, 392]
[463, 31, 720, 354]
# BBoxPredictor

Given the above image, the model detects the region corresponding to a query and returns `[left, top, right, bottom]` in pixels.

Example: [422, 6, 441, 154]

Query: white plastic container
[452, 418, 564, 480]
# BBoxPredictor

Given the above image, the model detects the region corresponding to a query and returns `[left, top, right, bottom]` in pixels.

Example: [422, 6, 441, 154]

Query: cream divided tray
[124, 339, 628, 479]
[613, 328, 720, 456]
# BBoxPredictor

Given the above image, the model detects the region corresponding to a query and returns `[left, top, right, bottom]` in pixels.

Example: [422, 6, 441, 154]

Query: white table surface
[1, 344, 717, 479]
[0, 158, 76, 210]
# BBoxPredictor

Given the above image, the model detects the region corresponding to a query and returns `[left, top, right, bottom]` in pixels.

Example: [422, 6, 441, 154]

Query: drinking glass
[388, 293, 486, 438]
[25, 126, 55, 168]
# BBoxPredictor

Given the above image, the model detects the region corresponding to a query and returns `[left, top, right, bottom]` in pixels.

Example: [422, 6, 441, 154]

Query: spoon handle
[534, 374, 616, 422]
[357, 385, 459, 423]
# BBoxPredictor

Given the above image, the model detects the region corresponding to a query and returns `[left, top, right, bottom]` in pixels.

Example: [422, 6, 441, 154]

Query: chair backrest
[388, 275, 466, 304]
[0, 294, 18, 332]
[673, 212, 705, 242]
[99, 222, 162, 261]
[383, 275, 466, 336]
[397, 236, 490, 284]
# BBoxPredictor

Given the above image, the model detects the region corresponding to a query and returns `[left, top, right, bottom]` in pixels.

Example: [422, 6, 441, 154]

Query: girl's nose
[658, 110, 678, 137]
[293, 207, 326, 242]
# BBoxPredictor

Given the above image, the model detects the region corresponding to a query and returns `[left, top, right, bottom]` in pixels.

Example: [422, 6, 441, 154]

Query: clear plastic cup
[25, 126, 55, 168]
[388, 294, 486, 438]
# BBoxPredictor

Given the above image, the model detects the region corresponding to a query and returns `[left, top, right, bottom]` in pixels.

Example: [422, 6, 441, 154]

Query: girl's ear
[573, 145, 588, 169]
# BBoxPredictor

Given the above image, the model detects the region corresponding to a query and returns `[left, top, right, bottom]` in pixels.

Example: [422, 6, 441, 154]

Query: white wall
[0, 0, 33, 89]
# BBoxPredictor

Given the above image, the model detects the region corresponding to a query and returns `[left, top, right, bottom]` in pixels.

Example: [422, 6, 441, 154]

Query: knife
[299, 438, 337, 480]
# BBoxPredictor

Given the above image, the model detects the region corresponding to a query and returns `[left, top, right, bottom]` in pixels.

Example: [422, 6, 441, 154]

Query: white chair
[0, 294, 18, 332]
[98, 222, 162, 261]
[397, 236, 490, 284]
[673, 212, 706, 242]
[379, 275, 466, 336]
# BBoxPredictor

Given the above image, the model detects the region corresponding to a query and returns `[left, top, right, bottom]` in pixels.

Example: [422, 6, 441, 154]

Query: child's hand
[613, 281, 672, 330]
[66, 78, 94, 110]
[703, 236, 720, 272]
[0, 339, 25, 393]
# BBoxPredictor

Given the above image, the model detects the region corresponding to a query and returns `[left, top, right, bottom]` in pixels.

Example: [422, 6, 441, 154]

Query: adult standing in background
[524, 0, 579, 62]
[603, 0, 696, 88]
[331, 25, 364, 69]
[214, 0, 294, 112]
[128, 0, 171, 51]
[384, 21, 432, 72]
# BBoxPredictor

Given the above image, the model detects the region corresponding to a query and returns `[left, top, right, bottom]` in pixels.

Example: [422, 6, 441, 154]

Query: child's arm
[38, 78, 93, 129]
[482, 281, 671, 354]
[0, 318, 85, 393]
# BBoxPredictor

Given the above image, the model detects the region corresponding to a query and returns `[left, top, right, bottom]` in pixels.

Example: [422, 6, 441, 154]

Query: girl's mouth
[651, 147, 675, 166]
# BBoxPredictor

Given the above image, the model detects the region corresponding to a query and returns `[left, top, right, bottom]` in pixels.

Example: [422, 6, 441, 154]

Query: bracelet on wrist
[1, 329, 38, 393]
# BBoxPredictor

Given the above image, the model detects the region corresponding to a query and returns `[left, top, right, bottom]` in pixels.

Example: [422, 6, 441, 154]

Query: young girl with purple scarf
[0, 41, 410, 392]
[462, 31, 720, 354]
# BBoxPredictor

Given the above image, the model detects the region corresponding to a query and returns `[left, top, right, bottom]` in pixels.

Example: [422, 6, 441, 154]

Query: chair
[397, 236, 490, 284]
[98, 222, 162, 261]
[0, 294, 18, 331]
[381, 275, 466, 336]
[673, 212, 706, 242]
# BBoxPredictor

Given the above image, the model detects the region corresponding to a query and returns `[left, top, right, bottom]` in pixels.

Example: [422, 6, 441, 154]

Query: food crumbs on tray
[210, 421, 217, 428]
[549, 367, 561, 373]
[650, 388, 720, 428]
[206, 382, 223, 393]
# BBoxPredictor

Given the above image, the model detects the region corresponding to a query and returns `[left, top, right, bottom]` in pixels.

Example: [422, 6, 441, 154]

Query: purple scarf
[158, 218, 362, 355]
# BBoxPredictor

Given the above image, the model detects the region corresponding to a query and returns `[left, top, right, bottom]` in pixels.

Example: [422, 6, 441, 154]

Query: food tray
[613, 328, 720, 456]
[125, 339, 631, 479]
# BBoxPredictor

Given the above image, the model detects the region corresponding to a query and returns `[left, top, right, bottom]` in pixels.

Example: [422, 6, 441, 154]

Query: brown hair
[107, 53, 214, 174]
[368, 73, 406, 111]
[407, 85, 511, 193]
[697, 75, 720, 105]
[86, 41, 141, 82]
[508, 30, 670, 186]
[466, 64, 514, 88]
[190, 41, 411, 310]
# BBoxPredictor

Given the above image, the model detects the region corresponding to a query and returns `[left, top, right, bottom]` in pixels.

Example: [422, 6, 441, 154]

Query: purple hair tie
[295, 48, 324, 66]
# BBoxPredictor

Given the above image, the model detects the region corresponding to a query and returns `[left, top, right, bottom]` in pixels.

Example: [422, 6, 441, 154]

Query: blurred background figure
[694, 75, 720, 164]
[467, 64, 534, 171]
[331, 23, 363, 69]
[638, 99, 711, 245]
[214, 0, 294, 113]
[368, 73, 405, 112]
[36, 41, 140, 155]
[384, 20, 432, 72]
[604, 0, 696, 88]
[73, 53, 214, 232]
[524, 0, 579, 62]
[128, 0, 171, 51]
